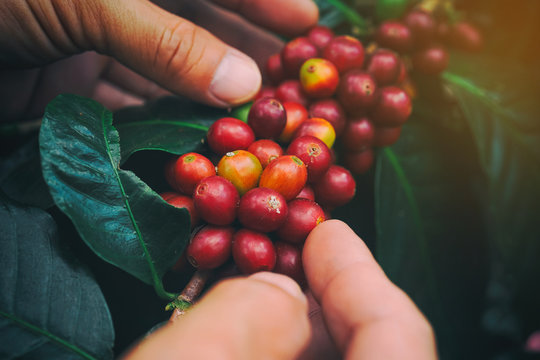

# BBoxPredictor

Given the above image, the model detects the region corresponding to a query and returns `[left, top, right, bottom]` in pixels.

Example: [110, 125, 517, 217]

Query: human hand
[0, 0, 318, 121]
[124, 220, 438, 359]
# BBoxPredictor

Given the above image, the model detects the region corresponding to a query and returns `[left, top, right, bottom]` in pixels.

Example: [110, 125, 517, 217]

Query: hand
[0, 0, 318, 121]
[124, 220, 438, 359]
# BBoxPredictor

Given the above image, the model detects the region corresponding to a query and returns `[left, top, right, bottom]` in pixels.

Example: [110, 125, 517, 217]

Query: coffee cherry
[375, 21, 413, 53]
[396, 59, 407, 84]
[279, 101, 309, 143]
[238, 187, 288, 232]
[343, 148, 374, 175]
[365, 49, 401, 86]
[187, 225, 234, 270]
[293, 117, 336, 149]
[374, 126, 402, 147]
[411, 46, 449, 75]
[167, 152, 215, 195]
[371, 86, 412, 126]
[247, 139, 283, 168]
[448, 22, 483, 52]
[287, 136, 332, 183]
[193, 176, 239, 225]
[207, 117, 255, 156]
[277, 198, 325, 244]
[403, 10, 436, 47]
[217, 150, 262, 196]
[281, 37, 319, 77]
[299, 58, 339, 98]
[275, 80, 310, 108]
[342, 117, 375, 151]
[248, 97, 287, 140]
[266, 53, 285, 85]
[308, 99, 346, 136]
[313, 165, 356, 209]
[232, 229, 276, 274]
[259, 155, 307, 201]
[322, 35, 365, 73]
[274, 242, 306, 285]
[296, 185, 315, 201]
[337, 70, 378, 113]
[162, 192, 200, 228]
[307, 25, 334, 50]
[255, 86, 277, 100]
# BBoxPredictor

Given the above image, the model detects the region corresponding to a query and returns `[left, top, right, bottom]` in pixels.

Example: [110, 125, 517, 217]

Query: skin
[124, 221, 438, 359]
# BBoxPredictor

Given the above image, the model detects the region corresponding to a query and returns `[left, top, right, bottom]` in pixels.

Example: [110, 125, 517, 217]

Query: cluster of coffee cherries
[161, 96, 357, 284]
[258, 24, 413, 174]
[376, 8, 483, 77]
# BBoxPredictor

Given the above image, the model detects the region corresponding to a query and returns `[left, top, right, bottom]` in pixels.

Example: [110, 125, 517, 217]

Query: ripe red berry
[337, 70, 378, 113]
[296, 185, 315, 201]
[266, 53, 285, 84]
[448, 22, 483, 52]
[193, 175, 239, 225]
[281, 37, 319, 77]
[187, 225, 234, 270]
[238, 187, 288, 232]
[373, 126, 402, 147]
[279, 101, 309, 143]
[162, 192, 200, 228]
[276, 198, 325, 244]
[167, 152, 215, 195]
[275, 80, 310, 107]
[293, 117, 336, 149]
[322, 35, 365, 73]
[343, 148, 375, 175]
[259, 155, 307, 201]
[217, 150, 262, 196]
[396, 59, 408, 84]
[287, 135, 332, 183]
[366, 49, 401, 86]
[308, 99, 346, 136]
[248, 97, 287, 140]
[255, 86, 276, 101]
[313, 165, 356, 209]
[207, 117, 255, 155]
[247, 139, 283, 168]
[411, 46, 449, 75]
[403, 10, 436, 47]
[232, 229, 276, 274]
[307, 25, 334, 50]
[299, 58, 339, 98]
[375, 21, 413, 53]
[341, 117, 375, 151]
[273, 242, 306, 285]
[371, 86, 412, 126]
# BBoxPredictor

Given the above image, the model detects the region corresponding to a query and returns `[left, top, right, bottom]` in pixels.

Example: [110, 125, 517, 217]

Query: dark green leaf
[375, 0, 409, 20]
[0, 194, 114, 359]
[314, 0, 347, 28]
[320, 0, 368, 32]
[39, 94, 190, 299]
[114, 96, 227, 163]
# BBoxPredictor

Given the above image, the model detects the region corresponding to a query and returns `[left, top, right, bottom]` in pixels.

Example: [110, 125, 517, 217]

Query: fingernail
[250, 272, 307, 305]
[209, 50, 261, 106]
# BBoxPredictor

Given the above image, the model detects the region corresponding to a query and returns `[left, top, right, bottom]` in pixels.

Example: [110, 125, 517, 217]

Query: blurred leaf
[40, 94, 190, 299]
[0, 194, 114, 359]
[375, 0, 409, 20]
[319, 0, 368, 31]
[314, 0, 347, 28]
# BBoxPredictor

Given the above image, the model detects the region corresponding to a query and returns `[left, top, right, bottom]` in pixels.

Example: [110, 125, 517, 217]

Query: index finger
[303, 220, 438, 360]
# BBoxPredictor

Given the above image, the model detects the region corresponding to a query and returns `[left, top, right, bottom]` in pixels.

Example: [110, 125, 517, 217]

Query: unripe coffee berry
[217, 150, 262, 196]
[232, 229, 276, 274]
[259, 155, 307, 201]
[248, 97, 287, 140]
[187, 225, 234, 270]
[293, 117, 336, 149]
[299, 58, 339, 98]
[207, 117, 255, 155]
[238, 187, 288, 232]
[277, 198, 325, 244]
[287, 135, 332, 183]
[193, 175, 239, 225]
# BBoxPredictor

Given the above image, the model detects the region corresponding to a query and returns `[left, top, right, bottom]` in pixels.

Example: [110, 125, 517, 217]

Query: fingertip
[249, 271, 308, 307]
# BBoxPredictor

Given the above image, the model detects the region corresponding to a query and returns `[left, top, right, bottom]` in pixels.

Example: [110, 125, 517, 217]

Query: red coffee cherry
[193, 175, 239, 225]
[293, 117, 336, 149]
[255, 86, 276, 101]
[448, 22, 483, 52]
[365, 49, 401, 86]
[337, 70, 378, 113]
[276, 198, 325, 244]
[162, 192, 200, 228]
[411, 46, 449, 75]
[343, 148, 375, 175]
[248, 97, 287, 140]
[273, 242, 306, 286]
[313, 165, 356, 209]
[266, 53, 285, 85]
[342, 117, 375, 151]
[167, 152, 215, 195]
[247, 139, 283, 168]
[287, 135, 332, 183]
[373, 126, 403, 147]
[207, 117, 255, 156]
[217, 150, 262, 196]
[396, 59, 408, 84]
[187, 225, 234, 270]
[322, 35, 365, 73]
[375, 21, 413, 53]
[299, 58, 339, 98]
[403, 10, 436, 47]
[296, 185, 315, 201]
[232, 229, 276, 274]
[308, 99, 346, 136]
[275, 80, 310, 108]
[279, 102, 309, 143]
[371, 86, 412, 126]
[307, 25, 334, 50]
[281, 37, 319, 77]
[259, 155, 307, 201]
[238, 187, 288, 232]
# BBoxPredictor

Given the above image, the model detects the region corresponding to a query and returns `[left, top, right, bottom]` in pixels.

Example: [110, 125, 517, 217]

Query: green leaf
[39, 94, 191, 299]
[322, 0, 368, 32]
[114, 96, 227, 163]
[0, 194, 114, 359]
[376, 0, 409, 20]
[314, 0, 346, 28]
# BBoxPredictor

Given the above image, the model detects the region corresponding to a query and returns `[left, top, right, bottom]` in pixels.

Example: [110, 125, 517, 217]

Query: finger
[210, 0, 319, 36]
[92, 80, 145, 111]
[124, 272, 310, 360]
[303, 220, 437, 360]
